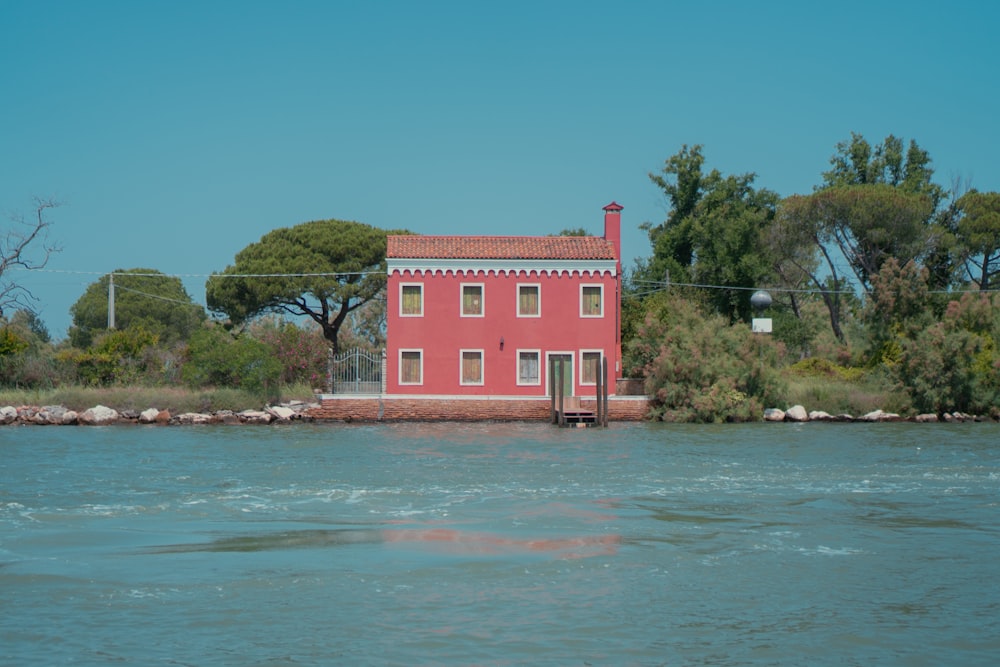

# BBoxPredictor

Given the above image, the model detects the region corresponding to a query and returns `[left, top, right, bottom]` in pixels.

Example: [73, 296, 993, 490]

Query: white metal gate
[330, 348, 384, 394]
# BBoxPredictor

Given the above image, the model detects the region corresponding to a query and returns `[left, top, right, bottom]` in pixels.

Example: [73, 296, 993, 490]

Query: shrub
[246, 318, 329, 387]
[181, 325, 282, 397]
[627, 296, 785, 422]
[58, 325, 161, 386]
[893, 293, 1000, 414]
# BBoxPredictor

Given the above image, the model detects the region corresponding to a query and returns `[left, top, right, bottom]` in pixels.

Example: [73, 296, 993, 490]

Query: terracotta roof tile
[387, 235, 617, 261]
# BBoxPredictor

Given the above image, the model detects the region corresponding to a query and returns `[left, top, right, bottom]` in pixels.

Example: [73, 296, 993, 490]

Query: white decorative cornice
[387, 258, 617, 278]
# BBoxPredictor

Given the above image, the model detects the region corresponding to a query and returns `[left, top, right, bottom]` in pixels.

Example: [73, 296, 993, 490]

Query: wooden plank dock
[550, 356, 609, 428]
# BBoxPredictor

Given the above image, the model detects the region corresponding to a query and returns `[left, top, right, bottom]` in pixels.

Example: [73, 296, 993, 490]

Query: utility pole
[108, 273, 116, 329]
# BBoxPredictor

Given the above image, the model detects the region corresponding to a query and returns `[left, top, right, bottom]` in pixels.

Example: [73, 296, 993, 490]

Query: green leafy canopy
[205, 218, 408, 353]
[69, 268, 205, 348]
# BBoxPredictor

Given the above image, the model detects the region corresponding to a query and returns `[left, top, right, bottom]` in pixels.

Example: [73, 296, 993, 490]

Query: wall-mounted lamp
[499, 336, 505, 351]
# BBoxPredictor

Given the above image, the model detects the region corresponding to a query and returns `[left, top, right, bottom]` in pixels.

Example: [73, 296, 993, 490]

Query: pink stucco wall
[385, 268, 620, 396]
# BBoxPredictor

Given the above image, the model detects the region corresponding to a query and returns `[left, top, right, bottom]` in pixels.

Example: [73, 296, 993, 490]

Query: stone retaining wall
[309, 395, 652, 422]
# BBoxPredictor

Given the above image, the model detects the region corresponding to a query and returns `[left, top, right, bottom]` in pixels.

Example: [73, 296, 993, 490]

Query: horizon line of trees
[2, 132, 999, 418]
[625, 132, 999, 419]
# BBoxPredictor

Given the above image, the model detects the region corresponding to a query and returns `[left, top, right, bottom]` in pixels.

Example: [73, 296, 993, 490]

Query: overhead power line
[15, 266, 1000, 296]
[112, 284, 207, 308]
[629, 279, 856, 296]
[629, 278, 1000, 297]
[10, 268, 385, 278]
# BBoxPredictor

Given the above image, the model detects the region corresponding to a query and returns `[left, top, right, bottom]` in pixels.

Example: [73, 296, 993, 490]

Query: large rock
[79, 405, 120, 426]
[0, 405, 18, 424]
[35, 405, 77, 425]
[215, 410, 241, 425]
[785, 405, 809, 422]
[808, 410, 834, 421]
[238, 410, 272, 424]
[860, 409, 901, 422]
[763, 408, 785, 422]
[176, 412, 216, 425]
[266, 405, 296, 421]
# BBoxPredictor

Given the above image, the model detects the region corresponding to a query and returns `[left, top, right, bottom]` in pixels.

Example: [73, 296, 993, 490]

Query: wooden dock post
[595, 358, 603, 426]
[549, 356, 557, 424]
[556, 358, 565, 427]
[602, 356, 609, 427]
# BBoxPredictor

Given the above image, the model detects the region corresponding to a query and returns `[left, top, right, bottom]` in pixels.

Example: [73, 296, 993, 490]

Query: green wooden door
[549, 354, 573, 397]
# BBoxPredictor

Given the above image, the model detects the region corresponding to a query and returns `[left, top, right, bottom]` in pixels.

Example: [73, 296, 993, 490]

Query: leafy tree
[819, 132, 950, 290]
[773, 154, 937, 343]
[765, 198, 831, 342]
[69, 269, 206, 348]
[808, 184, 935, 292]
[687, 172, 780, 320]
[638, 145, 780, 321]
[1, 198, 61, 316]
[206, 219, 404, 355]
[638, 144, 707, 285]
[954, 191, 1000, 289]
[821, 132, 946, 206]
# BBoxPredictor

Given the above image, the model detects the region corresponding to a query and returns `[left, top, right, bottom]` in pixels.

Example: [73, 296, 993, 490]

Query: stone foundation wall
[309, 395, 651, 422]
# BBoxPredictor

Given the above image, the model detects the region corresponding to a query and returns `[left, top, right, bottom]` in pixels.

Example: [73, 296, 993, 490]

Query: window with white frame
[517, 283, 540, 317]
[517, 350, 541, 385]
[580, 284, 603, 317]
[399, 350, 423, 385]
[460, 349, 484, 385]
[581, 351, 603, 385]
[461, 283, 484, 317]
[400, 283, 423, 317]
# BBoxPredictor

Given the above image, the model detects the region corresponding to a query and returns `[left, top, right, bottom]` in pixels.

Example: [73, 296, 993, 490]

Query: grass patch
[782, 371, 901, 416]
[780, 357, 908, 415]
[0, 383, 318, 413]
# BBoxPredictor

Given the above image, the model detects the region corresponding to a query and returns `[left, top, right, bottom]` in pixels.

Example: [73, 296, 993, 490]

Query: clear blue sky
[3, 0, 998, 339]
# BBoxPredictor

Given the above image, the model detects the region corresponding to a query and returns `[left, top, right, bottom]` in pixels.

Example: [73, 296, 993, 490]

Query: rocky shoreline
[764, 405, 994, 423]
[0, 401, 320, 426]
[2, 401, 995, 425]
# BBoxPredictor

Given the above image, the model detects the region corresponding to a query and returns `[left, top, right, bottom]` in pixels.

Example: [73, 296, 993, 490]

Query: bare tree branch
[1, 197, 62, 314]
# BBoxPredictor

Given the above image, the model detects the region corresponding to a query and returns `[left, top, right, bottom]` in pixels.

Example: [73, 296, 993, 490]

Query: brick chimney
[602, 201, 623, 275]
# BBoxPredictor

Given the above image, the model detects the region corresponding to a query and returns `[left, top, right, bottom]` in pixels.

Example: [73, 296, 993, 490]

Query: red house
[311, 202, 649, 421]
[384, 203, 625, 403]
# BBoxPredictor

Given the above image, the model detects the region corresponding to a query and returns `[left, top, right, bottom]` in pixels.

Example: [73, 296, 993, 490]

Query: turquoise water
[1, 422, 998, 666]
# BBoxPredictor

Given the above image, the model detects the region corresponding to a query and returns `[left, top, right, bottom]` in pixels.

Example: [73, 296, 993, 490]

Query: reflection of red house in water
[385, 202, 624, 399]
[313, 203, 649, 421]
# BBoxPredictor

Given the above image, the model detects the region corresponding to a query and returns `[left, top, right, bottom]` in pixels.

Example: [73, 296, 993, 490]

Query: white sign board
[752, 318, 773, 334]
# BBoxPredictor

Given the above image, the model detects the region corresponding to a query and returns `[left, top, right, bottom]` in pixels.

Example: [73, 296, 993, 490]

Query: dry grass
[0, 384, 317, 413]
[782, 372, 905, 416]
